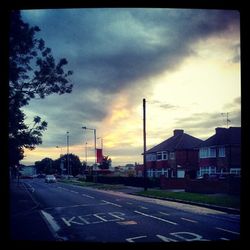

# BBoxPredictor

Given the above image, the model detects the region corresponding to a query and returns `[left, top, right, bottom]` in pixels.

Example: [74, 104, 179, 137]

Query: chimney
[215, 127, 227, 134]
[174, 129, 184, 136]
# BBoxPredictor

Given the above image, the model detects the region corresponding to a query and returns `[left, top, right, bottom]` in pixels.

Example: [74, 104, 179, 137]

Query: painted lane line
[70, 190, 79, 194]
[81, 194, 95, 199]
[215, 227, 240, 235]
[159, 212, 170, 216]
[101, 200, 122, 207]
[126, 202, 133, 205]
[134, 210, 178, 225]
[45, 202, 108, 210]
[126, 236, 147, 242]
[220, 238, 230, 241]
[41, 210, 61, 232]
[139, 206, 148, 209]
[40, 210, 67, 241]
[181, 217, 198, 223]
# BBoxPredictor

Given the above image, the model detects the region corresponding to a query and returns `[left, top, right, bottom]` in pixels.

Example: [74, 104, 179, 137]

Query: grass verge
[137, 189, 240, 209]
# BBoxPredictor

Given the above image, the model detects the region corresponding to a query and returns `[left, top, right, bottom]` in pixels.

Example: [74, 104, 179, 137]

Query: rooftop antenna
[221, 112, 231, 128]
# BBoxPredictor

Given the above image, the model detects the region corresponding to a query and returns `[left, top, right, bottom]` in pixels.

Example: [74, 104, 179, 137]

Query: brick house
[144, 129, 203, 179]
[198, 127, 241, 177]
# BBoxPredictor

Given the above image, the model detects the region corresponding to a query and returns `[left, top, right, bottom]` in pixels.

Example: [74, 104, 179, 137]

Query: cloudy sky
[19, 8, 241, 166]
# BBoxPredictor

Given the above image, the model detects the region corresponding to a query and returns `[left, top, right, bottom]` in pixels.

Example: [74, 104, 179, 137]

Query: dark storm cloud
[21, 9, 239, 147]
[22, 8, 239, 94]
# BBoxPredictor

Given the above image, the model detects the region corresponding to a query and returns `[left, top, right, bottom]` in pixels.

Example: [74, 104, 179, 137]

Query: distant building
[142, 129, 203, 179]
[198, 127, 241, 177]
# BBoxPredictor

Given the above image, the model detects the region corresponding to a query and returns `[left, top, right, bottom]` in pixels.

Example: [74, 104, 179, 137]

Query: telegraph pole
[66, 131, 70, 177]
[143, 98, 147, 191]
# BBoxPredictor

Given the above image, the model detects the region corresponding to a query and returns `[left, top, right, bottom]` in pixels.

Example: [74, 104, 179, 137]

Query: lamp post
[66, 131, 70, 177]
[143, 98, 147, 191]
[85, 142, 88, 165]
[82, 126, 97, 164]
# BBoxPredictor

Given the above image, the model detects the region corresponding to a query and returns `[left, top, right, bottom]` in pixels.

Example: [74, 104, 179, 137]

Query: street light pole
[82, 126, 97, 164]
[85, 142, 88, 165]
[143, 98, 147, 191]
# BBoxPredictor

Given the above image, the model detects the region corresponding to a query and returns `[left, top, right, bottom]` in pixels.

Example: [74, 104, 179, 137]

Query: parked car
[37, 174, 46, 178]
[45, 175, 57, 183]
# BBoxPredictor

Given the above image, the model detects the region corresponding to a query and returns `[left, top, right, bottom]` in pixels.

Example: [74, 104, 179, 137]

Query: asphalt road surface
[21, 178, 240, 243]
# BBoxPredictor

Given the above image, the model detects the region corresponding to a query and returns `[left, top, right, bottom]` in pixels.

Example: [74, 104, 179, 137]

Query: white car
[45, 175, 57, 183]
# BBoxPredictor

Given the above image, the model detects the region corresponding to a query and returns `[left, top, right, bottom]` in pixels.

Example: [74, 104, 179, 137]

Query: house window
[146, 154, 156, 162]
[169, 152, 175, 160]
[157, 152, 162, 161]
[198, 166, 217, 177]
[209, 148, 216, 158]
[230, 168, 241, 176]
[199, 147, 216, 158]
[199, 147, 208, 158]
[162, 151, 168, 160]
[218, 147, 225, 157]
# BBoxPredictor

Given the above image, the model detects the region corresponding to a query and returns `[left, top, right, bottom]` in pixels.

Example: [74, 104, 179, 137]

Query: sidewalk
[10, 179, 55, 241]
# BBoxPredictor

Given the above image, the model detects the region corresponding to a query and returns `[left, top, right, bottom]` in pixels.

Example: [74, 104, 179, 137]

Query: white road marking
[134, 210, 178, 225]
[220, 237, 230, 240]
[126, 235, 147, 242]
[181, 217, 198, 223]
[70, 190, 78, 194]
[102, 200, 122, 207]
[41, 210, 61, 232]
[139, 206, 148, 209]
[45, 202, 108, 210]
[170, 232, 210, 241]
[126, 202, 133, 205]
[61, 216, 84, 226]
[40, 210, 68, 241]
[81, 194, 95, 199]
[215, 227, 240, 235]
[156, 234, 178, 242]
[25, 183, 35, 193]
[159, 212, 170, 216]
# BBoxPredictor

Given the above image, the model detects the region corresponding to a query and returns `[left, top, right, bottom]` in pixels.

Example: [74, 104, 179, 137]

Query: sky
[19, 8, 241, 167]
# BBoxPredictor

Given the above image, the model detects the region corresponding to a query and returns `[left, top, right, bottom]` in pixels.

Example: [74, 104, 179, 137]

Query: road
[21, 178, 240, 243]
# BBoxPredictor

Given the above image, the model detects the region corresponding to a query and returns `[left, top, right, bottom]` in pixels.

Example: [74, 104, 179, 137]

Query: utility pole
[66, 131, 70, 177]
[143, 98, 147, 191]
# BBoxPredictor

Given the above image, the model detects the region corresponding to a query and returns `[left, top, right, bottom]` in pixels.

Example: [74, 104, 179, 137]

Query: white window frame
[169, 152, 175, 160]
[157, 152, 162, 161]
[146, 154, 156, 162]
[198, 166, 217, 177]
[209, 148, 216, 158]
[218, 147, 226, 157]
[199, 147, 216, 158]
[162, 151, 168, 160]
[230, 168, 241, 176]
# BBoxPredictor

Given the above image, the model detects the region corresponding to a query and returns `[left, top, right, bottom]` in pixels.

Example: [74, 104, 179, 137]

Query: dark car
[45, 175, 57, 183]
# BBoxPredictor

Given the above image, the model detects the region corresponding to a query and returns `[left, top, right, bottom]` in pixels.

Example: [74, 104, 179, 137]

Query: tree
[35, 158, 54, 175]
[9, 10, 74, 167]
[99, 156, 112, 170]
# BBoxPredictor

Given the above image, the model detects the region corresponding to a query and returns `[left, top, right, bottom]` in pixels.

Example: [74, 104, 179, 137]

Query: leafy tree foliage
[99, 156, 112, 169]
[9, 10, 73, 167]
[36, 154, 83, 176]
[35, 157, 54, 175]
